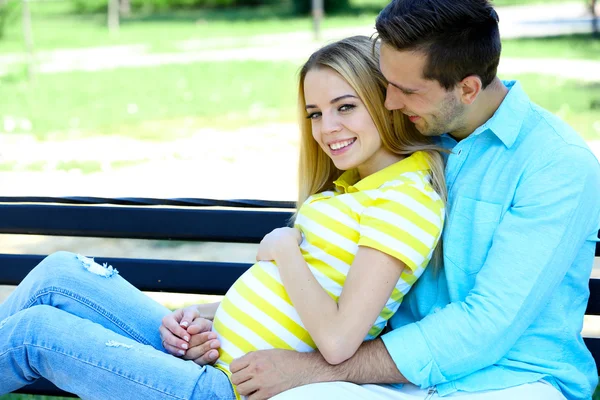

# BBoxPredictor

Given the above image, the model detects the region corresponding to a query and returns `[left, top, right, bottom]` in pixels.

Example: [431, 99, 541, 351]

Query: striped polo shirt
[212, 151, 445, 396]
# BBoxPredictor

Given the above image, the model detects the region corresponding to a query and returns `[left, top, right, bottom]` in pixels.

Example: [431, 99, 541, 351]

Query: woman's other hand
[256, 227, 303, 262]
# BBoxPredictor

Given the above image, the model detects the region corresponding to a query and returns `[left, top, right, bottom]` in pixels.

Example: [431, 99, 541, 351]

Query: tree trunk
[592, 0, 598, 37]
[119, 0, 131, 17]
[108, 0, 119, 35]
[311, 0, 323, 40]
[22, 0, 34, 80]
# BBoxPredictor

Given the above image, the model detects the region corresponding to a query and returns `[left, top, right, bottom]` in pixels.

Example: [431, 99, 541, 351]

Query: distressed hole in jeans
[76, 254, 119, 278]
[105, 340, 133, 349]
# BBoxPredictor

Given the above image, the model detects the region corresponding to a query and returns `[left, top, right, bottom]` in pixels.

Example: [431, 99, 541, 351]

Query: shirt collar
[471, 80, 530, 148]
[333, 151, 430, 193]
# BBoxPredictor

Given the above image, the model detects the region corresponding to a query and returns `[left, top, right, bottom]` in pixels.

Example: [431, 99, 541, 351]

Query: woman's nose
[320, 114, 342, 135]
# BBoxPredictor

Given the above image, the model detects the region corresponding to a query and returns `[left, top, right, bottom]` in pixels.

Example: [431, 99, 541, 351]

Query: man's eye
[339, 104, 356, 112]
[306, 112, 321, 120]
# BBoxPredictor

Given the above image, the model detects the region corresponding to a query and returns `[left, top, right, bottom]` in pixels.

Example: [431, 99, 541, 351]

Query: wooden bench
[0, 196, 598, 397]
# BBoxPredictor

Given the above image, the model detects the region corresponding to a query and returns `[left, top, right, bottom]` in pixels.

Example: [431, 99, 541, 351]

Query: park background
[0, 0, 599, 398]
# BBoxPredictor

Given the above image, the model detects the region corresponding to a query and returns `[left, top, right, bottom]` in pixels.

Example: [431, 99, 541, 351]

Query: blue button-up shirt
[382, 81, 600, 400]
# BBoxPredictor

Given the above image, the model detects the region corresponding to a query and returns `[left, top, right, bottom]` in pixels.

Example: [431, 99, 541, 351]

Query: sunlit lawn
[503, 34, 600, 61]
[1, 59, 598, 145]
[0, 60, 299, 140]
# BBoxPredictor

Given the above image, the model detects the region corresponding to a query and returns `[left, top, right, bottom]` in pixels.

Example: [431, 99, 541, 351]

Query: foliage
[71, 0, 281, 13]
[292, 0, 351, 15]
[0, 0, 18, 39]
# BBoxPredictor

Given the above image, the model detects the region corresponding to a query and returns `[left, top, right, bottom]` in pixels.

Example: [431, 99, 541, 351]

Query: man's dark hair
[375, 0, 501, 90]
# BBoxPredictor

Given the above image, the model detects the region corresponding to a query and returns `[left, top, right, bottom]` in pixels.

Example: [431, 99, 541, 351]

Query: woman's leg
[0, 305, 234, 400]
[0, 251, 170, 350]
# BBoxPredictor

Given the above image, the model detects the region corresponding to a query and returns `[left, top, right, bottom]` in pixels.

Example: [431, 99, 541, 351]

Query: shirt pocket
[444, 196, 503, 275]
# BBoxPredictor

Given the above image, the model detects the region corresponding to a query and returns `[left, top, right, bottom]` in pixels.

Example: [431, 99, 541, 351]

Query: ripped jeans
[0, 251, 235, 400]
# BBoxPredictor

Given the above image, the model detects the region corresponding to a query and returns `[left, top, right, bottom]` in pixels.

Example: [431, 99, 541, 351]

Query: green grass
[502, 34, 600, 61]
[1, 61, 598, 142]
[0, 396, 73, 400]
[0, 60, 300, 140]
[511, 74, 600, 140]
[492, 0, 575, 5]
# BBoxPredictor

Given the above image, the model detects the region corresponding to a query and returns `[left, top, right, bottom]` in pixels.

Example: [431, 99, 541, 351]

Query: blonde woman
[0, 36, 445, 400]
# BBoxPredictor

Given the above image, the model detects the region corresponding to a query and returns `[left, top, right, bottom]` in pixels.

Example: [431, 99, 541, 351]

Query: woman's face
[303, 67, 399, 178]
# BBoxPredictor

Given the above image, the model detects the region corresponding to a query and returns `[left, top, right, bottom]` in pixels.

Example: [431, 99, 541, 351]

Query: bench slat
[587, 278, 600, 316]
[14, 379, 76, 398]
[0, 254, 249, 295]
[0, 204, 294, 242]
[585, 337, 600, 374]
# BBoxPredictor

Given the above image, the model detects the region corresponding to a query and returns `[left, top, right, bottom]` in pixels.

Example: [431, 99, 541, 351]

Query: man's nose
[384, 84, 405, 111]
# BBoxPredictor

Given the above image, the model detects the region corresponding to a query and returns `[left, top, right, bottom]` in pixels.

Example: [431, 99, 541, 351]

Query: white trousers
[273, 381, 566, 400]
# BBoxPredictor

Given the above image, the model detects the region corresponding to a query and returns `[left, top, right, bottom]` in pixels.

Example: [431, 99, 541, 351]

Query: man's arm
[381, 145, 600, 388]
[230, 339, 407, 400]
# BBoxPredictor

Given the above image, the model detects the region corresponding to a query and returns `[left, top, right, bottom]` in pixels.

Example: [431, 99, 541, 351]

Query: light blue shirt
[382, 81, 600, 400]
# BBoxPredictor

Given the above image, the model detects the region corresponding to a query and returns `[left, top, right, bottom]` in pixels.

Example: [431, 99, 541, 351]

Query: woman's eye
[306, 112, 321, 120]
[339, 104, 356, 113]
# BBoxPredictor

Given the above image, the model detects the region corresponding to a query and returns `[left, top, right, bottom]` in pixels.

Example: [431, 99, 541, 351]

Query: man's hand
[159, 303, 221, 364]
[230, 349, 320, 400]
[229, 340, 405, 399]
[182, 317, 221, 365]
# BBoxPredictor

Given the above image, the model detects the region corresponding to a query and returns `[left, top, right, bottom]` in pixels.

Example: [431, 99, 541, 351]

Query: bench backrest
[0, 197, 598, 397]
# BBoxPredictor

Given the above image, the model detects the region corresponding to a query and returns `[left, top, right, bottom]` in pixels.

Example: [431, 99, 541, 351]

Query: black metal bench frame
[0, 196, 598, 397]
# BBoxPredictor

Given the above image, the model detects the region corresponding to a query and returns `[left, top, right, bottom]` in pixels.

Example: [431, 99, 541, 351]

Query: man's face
[379, 42, 466, 137]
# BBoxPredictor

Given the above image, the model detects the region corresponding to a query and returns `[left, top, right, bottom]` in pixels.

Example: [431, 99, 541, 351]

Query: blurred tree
[293, 0, 350, 15]
[72, 0, 279, 12]
[591, 0, 598, 36]
[120, 0, 131, 16]
[108, 0, 119, 34]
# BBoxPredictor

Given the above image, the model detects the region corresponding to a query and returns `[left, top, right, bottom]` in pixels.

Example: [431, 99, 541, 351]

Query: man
[223, 1, 600, 399]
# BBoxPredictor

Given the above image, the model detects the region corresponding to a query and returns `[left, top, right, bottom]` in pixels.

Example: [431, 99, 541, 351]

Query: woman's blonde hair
[296, 35, 447, 266]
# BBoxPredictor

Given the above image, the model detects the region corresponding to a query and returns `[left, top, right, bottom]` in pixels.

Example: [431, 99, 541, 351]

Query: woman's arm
[196, 301, 220, 321]
[264, 228, 405, 365]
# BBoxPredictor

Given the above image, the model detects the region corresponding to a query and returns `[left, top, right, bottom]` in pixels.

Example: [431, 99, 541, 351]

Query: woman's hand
[256, 227, 303, 262]
[160, 303, 222, 364]
[159, 305, 200, 356]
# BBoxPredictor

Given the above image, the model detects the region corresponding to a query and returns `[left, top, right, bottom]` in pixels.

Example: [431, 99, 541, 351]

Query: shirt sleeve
[358, 181, 445, 274]
[381, 145, 600, 388]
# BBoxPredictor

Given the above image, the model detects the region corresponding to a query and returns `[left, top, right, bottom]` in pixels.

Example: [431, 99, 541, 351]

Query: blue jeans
[0, 251, 235, 400]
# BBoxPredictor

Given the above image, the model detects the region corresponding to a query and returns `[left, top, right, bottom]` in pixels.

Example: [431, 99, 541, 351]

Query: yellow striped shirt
[212, 151, 445, 397]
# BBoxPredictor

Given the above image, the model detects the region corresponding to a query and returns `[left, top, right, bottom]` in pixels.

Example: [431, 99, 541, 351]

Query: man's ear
[459, 75, 483, 105]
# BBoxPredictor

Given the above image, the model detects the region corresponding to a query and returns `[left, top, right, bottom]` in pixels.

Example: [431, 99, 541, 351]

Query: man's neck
[453, 77, 509, 141]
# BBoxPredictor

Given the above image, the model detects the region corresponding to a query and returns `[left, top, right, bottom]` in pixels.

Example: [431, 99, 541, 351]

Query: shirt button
[457, 149, 462, 155]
